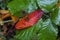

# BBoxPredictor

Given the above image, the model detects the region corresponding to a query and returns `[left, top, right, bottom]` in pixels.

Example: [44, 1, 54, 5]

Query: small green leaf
[51, 6, 60, 26]
[37, 0, 58, 12]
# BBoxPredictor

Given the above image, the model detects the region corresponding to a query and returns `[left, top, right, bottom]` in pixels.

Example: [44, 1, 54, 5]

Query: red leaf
[15, 10, 44, 30]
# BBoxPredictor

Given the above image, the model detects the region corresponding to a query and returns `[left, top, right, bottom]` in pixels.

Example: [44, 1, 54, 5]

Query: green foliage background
[5, 0, 59, 40]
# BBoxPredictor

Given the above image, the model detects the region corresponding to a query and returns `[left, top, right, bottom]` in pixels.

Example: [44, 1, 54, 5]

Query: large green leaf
[14, 19, 43, 40]
[14, 19, 57, 40]
[37, 19, 57, 40]
[8, 0, 37, 17]
[51, 6, 60, 26]
[37, 0, 58, 12]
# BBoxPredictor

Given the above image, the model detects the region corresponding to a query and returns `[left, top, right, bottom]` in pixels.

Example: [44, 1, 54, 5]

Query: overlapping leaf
[51, 6, 60, 26]
[7, 0, 58, 40]
[14, 19, 43, 40]
[14, 18, 57, 40]
[37, 19, 57, 40]
[37, 0, 58, 12]
[8, 0, 37, 17]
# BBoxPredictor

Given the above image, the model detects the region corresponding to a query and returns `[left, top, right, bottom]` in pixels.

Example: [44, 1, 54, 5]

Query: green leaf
[37, 19, 57, 40]
[14, 18, 57, 40]
[37, 0, 58, 12]
[8, 0, 37, 17]
[51, 6, 60, 26]
[14, 19, 43, 40]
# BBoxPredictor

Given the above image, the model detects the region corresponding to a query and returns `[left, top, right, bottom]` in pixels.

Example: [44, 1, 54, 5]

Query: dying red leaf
[15, 10, 44, 30]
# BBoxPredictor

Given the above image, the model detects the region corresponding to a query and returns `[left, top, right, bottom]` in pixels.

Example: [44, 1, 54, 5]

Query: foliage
[1, 0, 59, 40]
